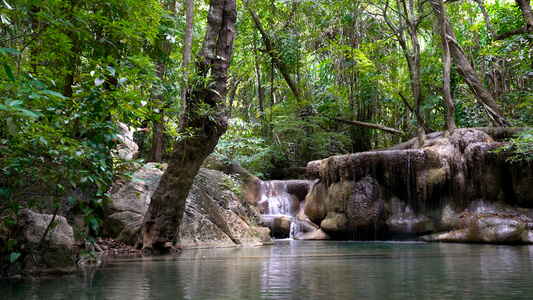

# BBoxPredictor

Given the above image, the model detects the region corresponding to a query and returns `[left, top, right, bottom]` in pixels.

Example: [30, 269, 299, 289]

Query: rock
[252, 227, 274, 245]
[262, 215, 292, 238]
[108, 165, 272, 248]
[17, 209, 75, 246]
[107, 163, 166, 216]
[303, 128, 533, 243]
[295, 228, 331, 240]
[103, 211, 144, 238]
[320, 212, 348, 233]
[301, 181, 327, 224]
[16, 209, 76, 275]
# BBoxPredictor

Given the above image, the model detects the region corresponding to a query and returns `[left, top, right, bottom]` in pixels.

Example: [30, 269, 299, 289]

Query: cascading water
[257, 180, 311, 239]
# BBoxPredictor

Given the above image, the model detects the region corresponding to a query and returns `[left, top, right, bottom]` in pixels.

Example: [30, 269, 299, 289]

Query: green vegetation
[1, 0, 532, 260]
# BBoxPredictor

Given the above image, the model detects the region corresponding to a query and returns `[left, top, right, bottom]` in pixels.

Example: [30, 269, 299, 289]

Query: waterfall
[257, 180, 311, 239]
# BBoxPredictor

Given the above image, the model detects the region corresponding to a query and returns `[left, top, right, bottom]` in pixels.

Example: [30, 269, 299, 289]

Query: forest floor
[93, 237, 139, 254]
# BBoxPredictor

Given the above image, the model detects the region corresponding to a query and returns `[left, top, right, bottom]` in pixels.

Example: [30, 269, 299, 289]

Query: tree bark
[442, 18, 511, 127]
[253, 31, 265, 132]
[140, 0, 237, 253]
[431, 0, 456, 133]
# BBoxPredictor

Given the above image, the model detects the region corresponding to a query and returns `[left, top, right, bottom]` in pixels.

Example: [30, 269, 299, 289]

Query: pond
[3, 241, 533, 299]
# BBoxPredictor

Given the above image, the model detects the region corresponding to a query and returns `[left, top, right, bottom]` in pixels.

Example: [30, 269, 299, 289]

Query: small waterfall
[257, 180, 310, 239]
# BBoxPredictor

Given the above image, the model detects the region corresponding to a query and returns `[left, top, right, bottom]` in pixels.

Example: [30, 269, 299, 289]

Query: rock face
[12, 209, 77, 275]
[107, 163, 272, 248]
[297, 128, 533, 243]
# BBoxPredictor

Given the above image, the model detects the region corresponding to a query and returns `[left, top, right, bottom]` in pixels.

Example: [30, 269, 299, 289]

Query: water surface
[3, 241, 533, 299]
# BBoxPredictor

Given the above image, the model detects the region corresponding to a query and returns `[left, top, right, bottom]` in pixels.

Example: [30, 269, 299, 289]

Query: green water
[2, 241, 533, 299]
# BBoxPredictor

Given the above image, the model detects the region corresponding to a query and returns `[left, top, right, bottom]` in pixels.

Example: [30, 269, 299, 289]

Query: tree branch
[331, 117, 403, 135]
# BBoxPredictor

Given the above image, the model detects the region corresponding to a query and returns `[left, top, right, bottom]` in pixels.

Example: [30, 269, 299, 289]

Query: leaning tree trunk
[441, 17, 510, 127]
[140, 0, 237, 253]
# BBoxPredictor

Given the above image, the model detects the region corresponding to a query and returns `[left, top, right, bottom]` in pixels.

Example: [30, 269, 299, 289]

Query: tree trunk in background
[383, 0, 426, 146]
[249, 8, 301, 101]
[148, 0, 177, 162]
[253, 31, 265, 133]
[443, 18, 511, 127]
[431, 0, 456, 133]
[179, 0, 195, 130]
[140, 0, 237, 253]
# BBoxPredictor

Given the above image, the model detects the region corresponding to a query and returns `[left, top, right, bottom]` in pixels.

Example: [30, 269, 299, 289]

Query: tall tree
[431, 0, 456, 133]
[140, 0, 237, 252]
[248, 8, 301, 101]
[179, 0, 195, 130]
[148, 1, 177, 162]
[381, 0, 428, 145]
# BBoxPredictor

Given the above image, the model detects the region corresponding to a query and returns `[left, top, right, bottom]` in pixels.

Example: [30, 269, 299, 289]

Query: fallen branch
[332, 117, 403, 134]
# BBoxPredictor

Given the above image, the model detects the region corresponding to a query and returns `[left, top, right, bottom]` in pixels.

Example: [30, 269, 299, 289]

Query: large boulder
[303, 128, 533, 243]
[108, 164, 272, 248]
[103, 163, 165, 237]
[12, 209, 77, 275]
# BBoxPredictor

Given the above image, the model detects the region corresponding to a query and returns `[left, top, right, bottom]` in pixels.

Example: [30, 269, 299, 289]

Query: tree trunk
[384, 0, 426, 145]
[431, 0, 456, 133]
[179, 0, 195, 130]
[253, 31, 265, 133]
[442, 18, 510, 127]
[148, 1, 177, 162]
[248, 8, 301, 101]
[147, 108, 165, 162]
[140, 0, 237, 253]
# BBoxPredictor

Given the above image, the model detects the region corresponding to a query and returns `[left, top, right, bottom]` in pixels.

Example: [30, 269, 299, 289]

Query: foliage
[214, 118, 275, 179]
[0, 0, 164, 261]
[499, 129, 533, 164]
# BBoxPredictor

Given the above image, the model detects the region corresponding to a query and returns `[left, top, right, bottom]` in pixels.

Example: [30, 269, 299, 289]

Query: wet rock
[320, 212, 348, 233]
[295, 228, 331, 240]
[304, 128, 533, 243]
[262, 215, 292, 238]
[301, 181, 326, 224]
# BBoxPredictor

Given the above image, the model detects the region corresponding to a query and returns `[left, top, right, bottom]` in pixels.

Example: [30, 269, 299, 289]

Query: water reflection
[3, 242, 533, 299]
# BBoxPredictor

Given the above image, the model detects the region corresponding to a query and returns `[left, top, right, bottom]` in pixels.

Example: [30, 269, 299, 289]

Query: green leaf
[7, 239, 16, 251]
[68, 196, 78, 205]
[39, 136, 48, 145]
[4, 63, 15, 82]
[0, 47, 20, 55]
[41, 89, 67, 99]
[95, 76, 105, 86]
[10, 252, 21, 263]
[6, 117, 20, 137]
[107, 66, 115, 76]
[7, 99, 23, 106]
[18, 108, 39, 119]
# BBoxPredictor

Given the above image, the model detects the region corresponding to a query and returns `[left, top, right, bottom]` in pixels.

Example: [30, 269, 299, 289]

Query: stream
[3, 241, 533, 299]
